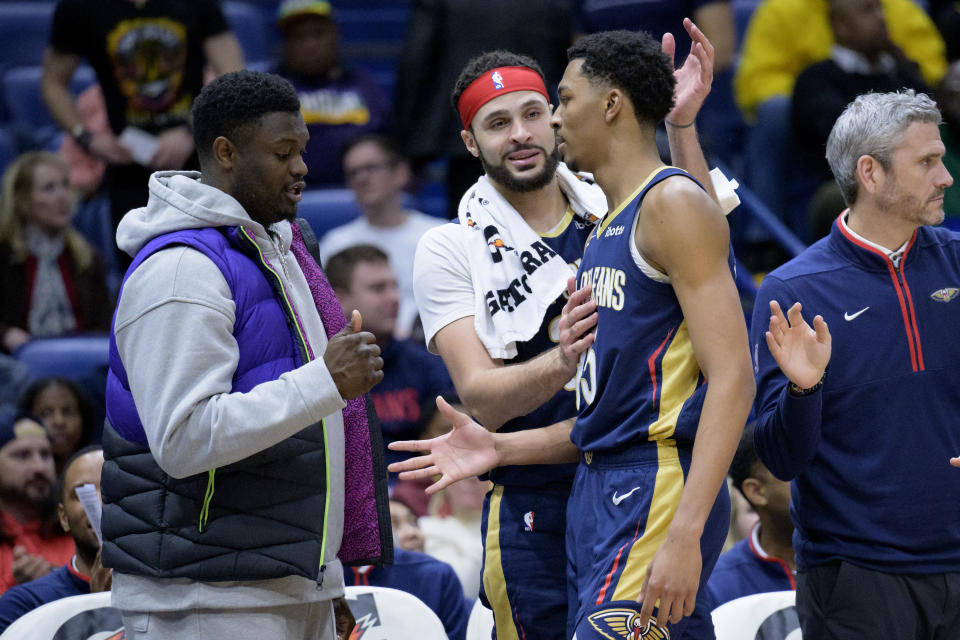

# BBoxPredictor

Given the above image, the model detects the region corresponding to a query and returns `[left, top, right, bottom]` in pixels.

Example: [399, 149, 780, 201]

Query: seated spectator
[0, 446, 105, 632]
[939, 61, 960, 217]
[272, 0, 392, 186]
[0, 409, 73, 593]
[0, 152, 112, 355]
[320, 136, 442, 338]
[735, 0, 946, 121]
[18, 378, 96, 475]
[327, 246, 453, 472]
[792, 0, 928, 184]
[346, 499, 470, 640]
[706, 426, 795, 608]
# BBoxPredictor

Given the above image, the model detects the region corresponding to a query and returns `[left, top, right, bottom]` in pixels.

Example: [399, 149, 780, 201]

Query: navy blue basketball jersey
[492, 207, 594, 488]
[572, 167, 722, 453]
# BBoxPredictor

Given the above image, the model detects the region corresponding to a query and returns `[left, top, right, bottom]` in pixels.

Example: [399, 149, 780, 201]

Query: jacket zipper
[887, 257, 924, 372]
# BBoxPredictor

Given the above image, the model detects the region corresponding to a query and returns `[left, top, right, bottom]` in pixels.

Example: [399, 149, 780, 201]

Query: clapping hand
[765, 301, 831, 389]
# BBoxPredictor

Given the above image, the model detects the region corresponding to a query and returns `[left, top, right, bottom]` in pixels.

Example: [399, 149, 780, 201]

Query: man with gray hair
[749, 89, 959, 638]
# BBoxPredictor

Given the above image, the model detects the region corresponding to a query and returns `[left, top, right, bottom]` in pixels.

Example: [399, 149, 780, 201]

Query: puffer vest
[102, 226, 339, 582]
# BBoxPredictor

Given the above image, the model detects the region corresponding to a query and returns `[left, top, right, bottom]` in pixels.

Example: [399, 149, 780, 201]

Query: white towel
[458, 162, 607, 359]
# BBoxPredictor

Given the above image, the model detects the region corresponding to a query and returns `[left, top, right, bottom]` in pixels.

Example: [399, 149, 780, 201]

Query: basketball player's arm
[663, 18, 719, 203]
[432, 281, 597, 430]
[634, 180, 755, 629]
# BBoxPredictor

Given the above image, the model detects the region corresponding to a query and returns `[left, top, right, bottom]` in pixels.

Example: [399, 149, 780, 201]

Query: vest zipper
[237, 226, 333, 572]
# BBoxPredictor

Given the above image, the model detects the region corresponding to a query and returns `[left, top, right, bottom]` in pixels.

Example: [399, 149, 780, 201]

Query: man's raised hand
[765, 301, 831, 389]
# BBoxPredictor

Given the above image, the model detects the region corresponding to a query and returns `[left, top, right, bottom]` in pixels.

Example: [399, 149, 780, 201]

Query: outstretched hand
[765, 301, 831, 389]
[387, 397, 500, 494]
[558, 276, 597, 373]
[662, 18, 715, 127]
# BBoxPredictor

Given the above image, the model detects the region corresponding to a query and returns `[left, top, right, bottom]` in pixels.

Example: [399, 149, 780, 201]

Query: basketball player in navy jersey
[411, 21, 723, 640]
[393, 25, 754, 640]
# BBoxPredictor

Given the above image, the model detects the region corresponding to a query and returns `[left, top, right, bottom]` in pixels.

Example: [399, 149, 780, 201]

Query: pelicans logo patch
[587, 608, 670, 640]
[930, 287, 959, 303]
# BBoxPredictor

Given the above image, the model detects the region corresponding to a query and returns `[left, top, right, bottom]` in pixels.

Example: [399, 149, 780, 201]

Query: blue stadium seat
[297, 188, 363, 240]
[13, 334, 110, 383]
[224, 1, 272, 64]
[0, 2, 55, 70]
[2, 64, 96, 147]
[0, 127, 15, 178]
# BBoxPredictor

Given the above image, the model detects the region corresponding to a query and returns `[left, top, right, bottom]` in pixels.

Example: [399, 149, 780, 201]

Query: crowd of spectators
[0, 0, 957, 633]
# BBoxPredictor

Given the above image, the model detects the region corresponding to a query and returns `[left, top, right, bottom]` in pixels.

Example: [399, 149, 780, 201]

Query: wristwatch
[71, 123, 92, 152]
[788, 373, 825, 397]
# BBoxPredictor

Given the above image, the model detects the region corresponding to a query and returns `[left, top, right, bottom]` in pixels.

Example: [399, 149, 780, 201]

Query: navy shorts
[479, 484, 571, 640]
[566, 442, 729, 640]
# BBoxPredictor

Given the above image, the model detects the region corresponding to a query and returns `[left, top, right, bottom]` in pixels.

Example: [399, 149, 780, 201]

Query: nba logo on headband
[491, 71, 504, 89]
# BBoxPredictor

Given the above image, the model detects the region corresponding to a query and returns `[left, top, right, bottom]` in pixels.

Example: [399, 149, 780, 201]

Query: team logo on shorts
[523, 510, 535, 531]
[491, 71, 505, 89]
[587, 608, 670, 640]
[930, 287, 959, 302]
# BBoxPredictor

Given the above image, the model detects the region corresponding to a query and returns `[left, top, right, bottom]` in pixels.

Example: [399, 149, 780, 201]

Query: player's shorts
[479, 483, 571, 640]
[566, 441, 729, 640]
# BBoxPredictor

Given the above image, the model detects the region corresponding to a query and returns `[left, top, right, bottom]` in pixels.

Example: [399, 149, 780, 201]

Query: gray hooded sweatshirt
[111, 171, 347, 611]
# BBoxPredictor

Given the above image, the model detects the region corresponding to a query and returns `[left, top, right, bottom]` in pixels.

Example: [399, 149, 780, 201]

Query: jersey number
[576, 347, 597, 410]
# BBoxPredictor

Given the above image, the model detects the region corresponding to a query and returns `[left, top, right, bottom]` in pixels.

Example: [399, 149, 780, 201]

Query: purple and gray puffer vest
[101, 225, 392, 583]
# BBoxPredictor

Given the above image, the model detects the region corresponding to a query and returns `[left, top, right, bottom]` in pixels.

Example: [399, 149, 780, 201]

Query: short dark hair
[57, 444, 103, 504]
[566, 30, 675, 127]
[325, 244, 390, 290]
[192, 70, 301, 161]
[451, 50, 547, 120]
[18, 376, 95, 453]
[728, 423, 763, 504]
[341, 133, 405, 166]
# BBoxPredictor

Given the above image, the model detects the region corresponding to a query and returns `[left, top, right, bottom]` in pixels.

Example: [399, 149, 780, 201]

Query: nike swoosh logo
[844, 307, 870, 321]
[612, 486, 643, 506]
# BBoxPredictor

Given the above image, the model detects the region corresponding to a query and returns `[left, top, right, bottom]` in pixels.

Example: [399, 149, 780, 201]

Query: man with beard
[0, 408, 72, 593]
[0, 446, 106, 632]
[101, 70, 391, 639]
[411, 22, 721, 640]
[752, 90, 959, 639]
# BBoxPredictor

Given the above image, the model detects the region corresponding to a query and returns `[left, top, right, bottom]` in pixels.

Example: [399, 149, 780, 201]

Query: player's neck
[592, 132, 664, 211]
[492, 174, 568, 235]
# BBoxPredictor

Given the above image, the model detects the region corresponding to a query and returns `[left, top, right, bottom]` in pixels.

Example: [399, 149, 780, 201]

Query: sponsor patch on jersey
[587, 608, 670, 640]
[930, 287, 959, 303]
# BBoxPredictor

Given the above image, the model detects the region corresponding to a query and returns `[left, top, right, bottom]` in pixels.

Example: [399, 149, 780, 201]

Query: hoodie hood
[116, 171, 292, 258]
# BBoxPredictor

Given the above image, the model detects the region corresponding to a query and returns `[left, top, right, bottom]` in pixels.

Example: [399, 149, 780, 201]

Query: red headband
[457, 66, 549, 130]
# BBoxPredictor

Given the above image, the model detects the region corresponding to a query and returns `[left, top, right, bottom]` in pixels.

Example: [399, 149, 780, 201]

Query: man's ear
[602, 88, 624, 124]
[212, 136, 237, 171]
[855, 154, 885, 197]
[461, 129, 480, 158]
[57, 502, 70, 534]
[740, 477, 767, 509]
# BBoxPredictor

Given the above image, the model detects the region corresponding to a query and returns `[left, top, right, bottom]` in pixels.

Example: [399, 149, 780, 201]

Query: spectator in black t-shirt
[41, 0, 244, 265]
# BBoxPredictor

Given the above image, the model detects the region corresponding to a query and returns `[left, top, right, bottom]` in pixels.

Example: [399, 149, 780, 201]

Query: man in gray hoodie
[101, 70, 391, 639]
